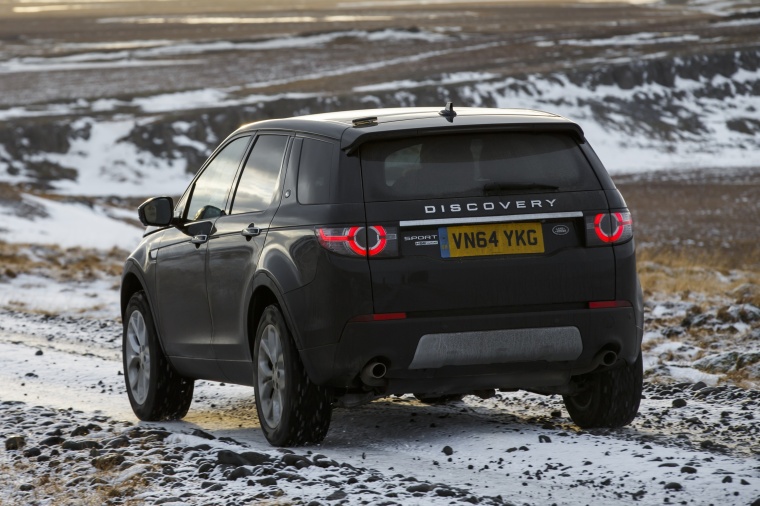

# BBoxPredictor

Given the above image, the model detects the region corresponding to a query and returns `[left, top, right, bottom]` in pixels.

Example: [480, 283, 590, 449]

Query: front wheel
[123, 291, 194, 421]
[253, 305, 332, 446]
[563, 351, 643, 428]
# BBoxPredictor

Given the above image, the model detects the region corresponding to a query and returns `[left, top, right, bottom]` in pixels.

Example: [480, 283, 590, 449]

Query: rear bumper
[301, 306, 641, 394]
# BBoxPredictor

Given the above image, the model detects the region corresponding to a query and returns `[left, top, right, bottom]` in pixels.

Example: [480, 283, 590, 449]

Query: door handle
[241, 224, 262, 238]
[191, 234, 208, 245]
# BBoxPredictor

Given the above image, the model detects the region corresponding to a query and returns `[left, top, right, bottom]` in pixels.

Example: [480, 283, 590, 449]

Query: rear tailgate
[365, 194, 614, 313]
[358, 130, 615, 314]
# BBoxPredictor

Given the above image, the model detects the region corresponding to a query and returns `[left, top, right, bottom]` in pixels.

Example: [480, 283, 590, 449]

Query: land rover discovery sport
[121, 105, 644, 446]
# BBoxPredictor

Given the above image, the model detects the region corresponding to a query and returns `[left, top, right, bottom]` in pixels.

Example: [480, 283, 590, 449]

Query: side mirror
[138, 197, 174, 227]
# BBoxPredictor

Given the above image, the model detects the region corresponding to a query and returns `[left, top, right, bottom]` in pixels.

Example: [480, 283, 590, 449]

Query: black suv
[121, 105, 644, 446]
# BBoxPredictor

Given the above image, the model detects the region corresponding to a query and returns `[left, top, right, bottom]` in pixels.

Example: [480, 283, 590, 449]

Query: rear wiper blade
[483, 182, 559, 194]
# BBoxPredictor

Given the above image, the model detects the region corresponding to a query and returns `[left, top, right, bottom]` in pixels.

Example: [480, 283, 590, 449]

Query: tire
[563, 351, 643, 428]
[413, 393, 465, 405]
[253, 305, 332, 446]
[123, 291, 194, 421]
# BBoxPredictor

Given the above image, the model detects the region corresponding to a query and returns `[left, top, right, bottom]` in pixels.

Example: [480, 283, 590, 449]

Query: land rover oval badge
[552, 225, 570, 236]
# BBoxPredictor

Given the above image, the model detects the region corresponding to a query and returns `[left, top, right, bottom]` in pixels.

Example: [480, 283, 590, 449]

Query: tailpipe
[360, 361, 387, 387]
[591, 350, 618, 369]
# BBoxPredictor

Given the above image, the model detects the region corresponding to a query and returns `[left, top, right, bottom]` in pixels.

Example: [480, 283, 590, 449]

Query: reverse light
[317, 225, 398, 257]
[585, 210, 633, 246]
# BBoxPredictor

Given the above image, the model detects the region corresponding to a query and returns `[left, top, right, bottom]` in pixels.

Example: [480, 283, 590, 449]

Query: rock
[722, 476, 732, 483]
[325, 490, 347, 501]
[672, 399, 687, 408]
[407, 483, 433, 493]
[681, 466, 697, 474]
[442, 445, 454, 456]
[240, 451, 272, 466]
[256, 477, 278, 486]
[70, 426, 90, 437]
[228, 466, 253, 480]
[105, 436, 130, 448]
[539, 435, 552, 443]
[35, 350, 43, 356]
[191, 429, 216, 440]
[664, 482, 682, 491]
[19, 484, 34, 492]
[282, 454, 312, 469]
[198, 462, 214, 473]
[217, 450, 249, 467]
[62, 440, 102, 451]
[92, 454, 125, 470]
[5, 435, 26, 450]
[23, 447, 41, 458]
[144, 429, 171, 441]
[435, 487, 457, 497]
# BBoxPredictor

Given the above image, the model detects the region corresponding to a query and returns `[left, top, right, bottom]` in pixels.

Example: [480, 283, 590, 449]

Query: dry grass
[616, 168, 760, 301]
[0, 241, 127, 282]
[637, 248, 759, 301]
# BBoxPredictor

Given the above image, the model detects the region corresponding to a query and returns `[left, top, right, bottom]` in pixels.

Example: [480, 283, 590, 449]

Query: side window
[297, 138, 336, 205]
[232, 135, 289, 214]
[185, 136, 250, 221]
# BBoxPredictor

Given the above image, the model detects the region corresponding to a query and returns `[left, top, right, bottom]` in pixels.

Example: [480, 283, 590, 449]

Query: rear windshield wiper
[483, 182, 559, 195]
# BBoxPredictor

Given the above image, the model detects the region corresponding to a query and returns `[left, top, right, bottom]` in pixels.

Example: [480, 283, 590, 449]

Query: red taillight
[585, 210, 633, 246]
[589, 300, 632, 309]
[317, 225, 397, 257]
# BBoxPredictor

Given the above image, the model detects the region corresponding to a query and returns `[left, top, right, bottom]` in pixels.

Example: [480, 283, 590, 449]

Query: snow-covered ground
[1, 309, 758, 505]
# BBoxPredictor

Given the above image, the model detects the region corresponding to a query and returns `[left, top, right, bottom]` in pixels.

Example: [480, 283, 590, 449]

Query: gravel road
[1, 310, 758, 505]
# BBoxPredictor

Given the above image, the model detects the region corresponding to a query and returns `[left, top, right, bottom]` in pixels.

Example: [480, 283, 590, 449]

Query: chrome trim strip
[400, 211, 584, 227]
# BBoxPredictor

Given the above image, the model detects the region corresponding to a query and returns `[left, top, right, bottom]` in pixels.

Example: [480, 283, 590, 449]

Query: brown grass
[0, 241, 127, 282]
[637, 248, 759, 300]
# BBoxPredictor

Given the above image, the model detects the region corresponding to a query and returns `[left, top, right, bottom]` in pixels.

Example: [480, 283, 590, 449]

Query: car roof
[233, 106, 585, 152]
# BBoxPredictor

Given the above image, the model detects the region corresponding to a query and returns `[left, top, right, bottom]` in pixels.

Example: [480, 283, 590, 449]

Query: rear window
[359, 132, 600, 201]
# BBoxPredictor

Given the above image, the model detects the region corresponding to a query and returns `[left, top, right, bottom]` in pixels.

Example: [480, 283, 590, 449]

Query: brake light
[317, 225, 398, 257]
[585, 210, 633, 246]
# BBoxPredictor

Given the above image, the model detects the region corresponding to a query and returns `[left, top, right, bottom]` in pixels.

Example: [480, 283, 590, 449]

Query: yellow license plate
[439, 222, 544, 258]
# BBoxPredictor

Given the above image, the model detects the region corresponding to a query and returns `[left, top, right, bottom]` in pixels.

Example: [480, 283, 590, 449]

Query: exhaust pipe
[591, 350, 618, 369]
[360, 361, 387, 386]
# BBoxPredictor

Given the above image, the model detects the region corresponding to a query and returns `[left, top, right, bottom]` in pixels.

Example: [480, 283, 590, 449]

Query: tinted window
[186, 136, 250, 221]
[297, 138, 336, 205]
[360, 132, 600, 201]
[232, 135, 288, 213]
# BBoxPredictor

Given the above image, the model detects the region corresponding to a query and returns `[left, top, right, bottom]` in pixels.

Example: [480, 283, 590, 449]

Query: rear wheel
[123, 291, 194, 421]
[563, 352, 643, 428]
[254, 305, 332, 446]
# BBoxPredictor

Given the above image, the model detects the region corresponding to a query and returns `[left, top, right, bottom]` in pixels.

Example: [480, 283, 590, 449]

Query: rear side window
[232, 134, 289, 214]
[297, 138, 336, 205]
[359, 132, 600, 202]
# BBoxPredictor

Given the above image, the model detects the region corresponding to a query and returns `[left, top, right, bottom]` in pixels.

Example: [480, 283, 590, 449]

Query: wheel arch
[121, 263, 147, 319]
[120, 263, 170, 359]
[247, 272, 314, 377]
